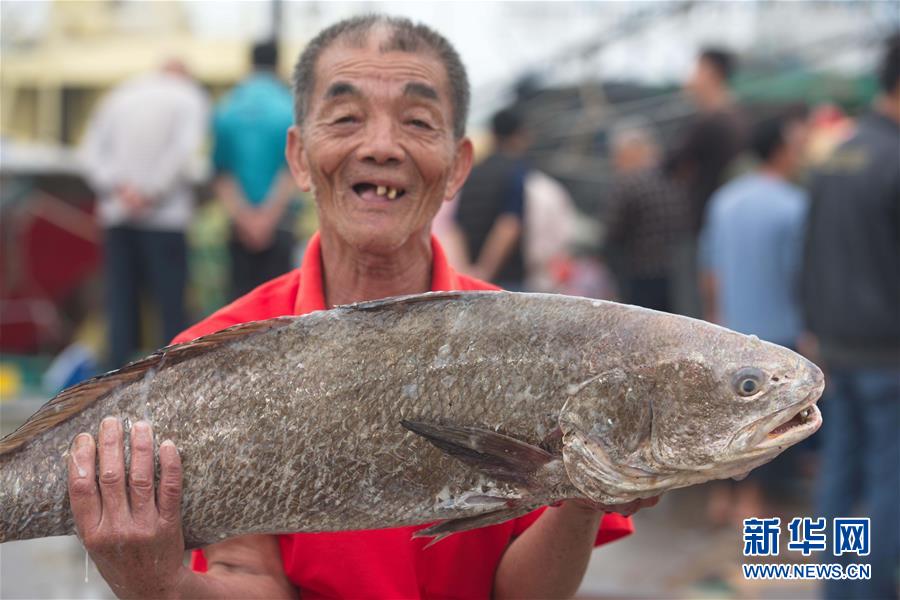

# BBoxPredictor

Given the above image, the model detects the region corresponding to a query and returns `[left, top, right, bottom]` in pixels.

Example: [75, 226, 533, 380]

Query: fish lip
[729, 383, 823, 452]
[751, 385, 823, 447]
[753, 403, 822, 450]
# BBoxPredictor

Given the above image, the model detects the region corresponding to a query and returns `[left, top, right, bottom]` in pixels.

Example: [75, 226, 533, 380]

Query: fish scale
[1, 291, 824, 547]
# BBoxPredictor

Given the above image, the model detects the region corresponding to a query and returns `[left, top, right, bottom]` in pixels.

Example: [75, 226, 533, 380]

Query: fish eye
[733, 367, 765, 397]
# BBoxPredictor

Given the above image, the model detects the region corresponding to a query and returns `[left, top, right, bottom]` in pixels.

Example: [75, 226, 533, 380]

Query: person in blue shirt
[698, 107, 810, 524]
[213, 41, 297, 300]
[699, 109, 809, 348]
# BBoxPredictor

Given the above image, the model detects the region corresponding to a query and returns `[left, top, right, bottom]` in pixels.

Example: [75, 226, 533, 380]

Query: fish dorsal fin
[340, 290, 502, 312]
[0, 317, 294, 456]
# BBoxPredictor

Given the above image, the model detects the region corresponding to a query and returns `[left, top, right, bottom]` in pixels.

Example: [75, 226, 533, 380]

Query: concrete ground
[580, 488, 820, 599]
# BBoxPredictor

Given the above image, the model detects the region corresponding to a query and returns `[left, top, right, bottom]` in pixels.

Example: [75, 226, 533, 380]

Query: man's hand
[116, 185, 152, 218]
[68, 417, 189, 599]
[493, 495, 661, 599]
[235, 209, 278, 253]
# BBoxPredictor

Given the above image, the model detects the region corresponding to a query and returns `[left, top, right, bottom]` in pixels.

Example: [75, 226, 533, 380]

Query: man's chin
[335, 225, 427, 256]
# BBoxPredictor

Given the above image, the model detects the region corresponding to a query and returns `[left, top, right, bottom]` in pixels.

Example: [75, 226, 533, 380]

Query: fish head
[643, 332, 824, 472]
[559, 314, 824, 504]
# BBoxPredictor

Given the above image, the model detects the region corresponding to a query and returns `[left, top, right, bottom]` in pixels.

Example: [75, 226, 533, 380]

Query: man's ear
[444, 137, 474, 202]
[286, 125, 312, 192]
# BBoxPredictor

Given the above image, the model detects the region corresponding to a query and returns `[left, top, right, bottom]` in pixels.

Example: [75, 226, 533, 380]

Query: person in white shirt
[80, 58, 209, 369]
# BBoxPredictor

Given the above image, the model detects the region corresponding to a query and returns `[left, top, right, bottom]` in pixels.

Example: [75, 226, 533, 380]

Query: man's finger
[67, 433, 101, 535]
[128, 421, 157, 523]
[156, 440, 183, 525]
[97, 417, 129, 524]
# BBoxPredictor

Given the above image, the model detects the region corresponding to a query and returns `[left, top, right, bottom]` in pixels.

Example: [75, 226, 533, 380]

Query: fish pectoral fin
[400, 420, 555, 486]
[413, 504, 539, 548]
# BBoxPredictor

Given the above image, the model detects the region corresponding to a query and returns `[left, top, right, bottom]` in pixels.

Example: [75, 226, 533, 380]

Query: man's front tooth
[376, 185, 387, 196]
[387, 187, 397, 199]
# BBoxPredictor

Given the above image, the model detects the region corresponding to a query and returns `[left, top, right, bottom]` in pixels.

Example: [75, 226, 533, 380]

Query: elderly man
[67, 16, 651, 598]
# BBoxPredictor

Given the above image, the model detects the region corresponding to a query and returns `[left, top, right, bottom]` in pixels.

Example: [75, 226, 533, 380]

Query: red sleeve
[511, 508, 633, 546]
[455, 274, 501, 292]
[190, 549, 208, 573]
[171, 271, 300, 345]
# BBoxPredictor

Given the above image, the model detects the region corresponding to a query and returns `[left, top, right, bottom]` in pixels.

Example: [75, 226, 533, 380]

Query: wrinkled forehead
[311, 26, 451, 109]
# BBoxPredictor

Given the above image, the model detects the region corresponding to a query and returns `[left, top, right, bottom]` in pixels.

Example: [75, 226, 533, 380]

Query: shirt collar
[294, 231, 461, 315]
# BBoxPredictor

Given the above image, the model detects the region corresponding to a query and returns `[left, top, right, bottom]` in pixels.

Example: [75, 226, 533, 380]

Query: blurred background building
[1, 1, 897, 598]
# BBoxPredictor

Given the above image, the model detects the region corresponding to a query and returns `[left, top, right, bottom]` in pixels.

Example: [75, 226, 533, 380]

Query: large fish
[0, 291, 823, 547]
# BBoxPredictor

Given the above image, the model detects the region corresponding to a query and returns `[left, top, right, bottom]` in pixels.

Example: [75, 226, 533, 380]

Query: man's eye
[333, 115, 358, 125]
[408, 119, 433, 130]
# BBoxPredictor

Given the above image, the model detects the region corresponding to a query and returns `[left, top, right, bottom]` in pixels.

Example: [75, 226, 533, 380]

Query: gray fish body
[0, 292, 824, 547]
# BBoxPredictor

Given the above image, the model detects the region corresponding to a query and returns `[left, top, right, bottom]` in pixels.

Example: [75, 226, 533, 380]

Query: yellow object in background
[0, 363, 23, 401]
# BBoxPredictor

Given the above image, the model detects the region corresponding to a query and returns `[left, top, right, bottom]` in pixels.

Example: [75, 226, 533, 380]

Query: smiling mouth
[352, 183, 407, 200]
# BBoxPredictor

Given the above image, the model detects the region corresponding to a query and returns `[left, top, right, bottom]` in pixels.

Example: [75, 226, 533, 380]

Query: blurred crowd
[66, 26, 898, 600]
[79, 41, 298, 370]
[436, 35, 899, 600]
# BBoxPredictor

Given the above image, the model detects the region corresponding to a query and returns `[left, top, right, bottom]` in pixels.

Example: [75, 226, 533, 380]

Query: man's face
[781, 119, 810, 176]
[613, 139, 657, 175]
[287, 31, 473, 254]
[685, 58, 719, 103]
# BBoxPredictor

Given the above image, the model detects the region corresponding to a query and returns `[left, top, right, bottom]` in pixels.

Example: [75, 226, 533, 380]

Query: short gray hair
[292, 15, 470, 139]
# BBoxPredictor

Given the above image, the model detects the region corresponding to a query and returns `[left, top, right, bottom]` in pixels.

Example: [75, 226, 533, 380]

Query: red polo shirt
[175, 233, 632, 598]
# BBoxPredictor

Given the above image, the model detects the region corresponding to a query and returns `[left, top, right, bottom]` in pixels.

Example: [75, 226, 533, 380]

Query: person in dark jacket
[669, 47, 747, 234]
[804, 33, 900, 600]
[604, 120, 690, 313]
[666, 47, 747, 317]
[454, 108, 529, 289]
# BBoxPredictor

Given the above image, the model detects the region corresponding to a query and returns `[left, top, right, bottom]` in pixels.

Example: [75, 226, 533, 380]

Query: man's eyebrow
[403, 82, 439, 102]
[324, 81, 360, 100]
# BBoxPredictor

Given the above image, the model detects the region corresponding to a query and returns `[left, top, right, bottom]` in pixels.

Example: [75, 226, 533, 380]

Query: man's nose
[356, 116, 404, 165]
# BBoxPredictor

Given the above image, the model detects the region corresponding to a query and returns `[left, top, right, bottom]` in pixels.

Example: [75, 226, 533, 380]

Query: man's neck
[758, 163, 788, 181]
[318, 230, 433, 307]
[699, 87, 733, 112]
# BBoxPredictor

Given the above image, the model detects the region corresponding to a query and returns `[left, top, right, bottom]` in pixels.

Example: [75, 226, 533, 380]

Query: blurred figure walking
[454, 108, 529, 289]
[80, 59, 208, 369]
[213, 41, 297, 300]
[699, 108, 810, 523]
[604, 120, 690, 312]
[669, 47, 747, 233]
[666, 47, 746, 317]
[700, 109, 809, 346]
[804, 34, 900, 600]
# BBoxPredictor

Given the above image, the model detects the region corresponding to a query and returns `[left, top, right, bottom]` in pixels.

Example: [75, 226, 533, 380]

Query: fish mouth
[756, 403, 821, 449]
[751, 387, 823, 450]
